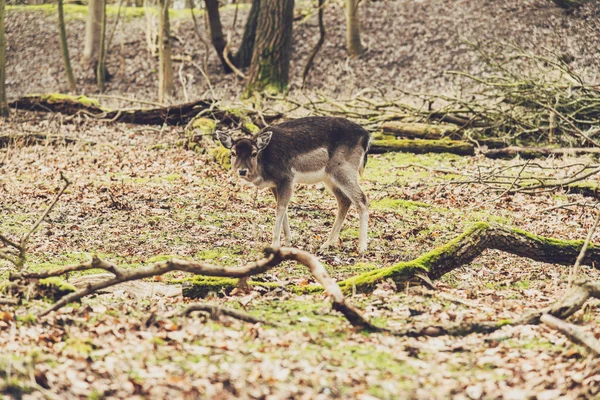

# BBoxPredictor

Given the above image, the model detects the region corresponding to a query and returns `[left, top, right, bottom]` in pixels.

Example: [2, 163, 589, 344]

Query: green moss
[16, 314, 36, 325]
[371, 198, 430, 211]
[161, 173, 181, 182]
[190, 117, 217, 136]
[62, 338, 93, 357]
[243, 121, 260, 134]
[38, 277, 77, 300]
[370, 138, 474, 156]
[180, 276, 282, 298]
[496, 319, 513, 327]
[31, 93, 101, 108]
[511, 227, 589, 250]
[210, 146, 231, 169]
[339, 222, 490, 292]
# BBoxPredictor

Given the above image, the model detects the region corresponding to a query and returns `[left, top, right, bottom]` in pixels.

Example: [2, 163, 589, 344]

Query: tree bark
[0, 0, 7, 117]
[245, 0, 294, 95]
[158, 0, 175, 102]
[58, 0, 76, 92]
[82, 0, 104, 67]
[204, 0, 232, 73]
[231, 0, 260, 69]
[345, 0, 363, 58]
[96, 0, 107, 92]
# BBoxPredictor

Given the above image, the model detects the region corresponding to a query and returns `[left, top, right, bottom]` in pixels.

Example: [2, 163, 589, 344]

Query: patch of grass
[371, 198, 430, 211]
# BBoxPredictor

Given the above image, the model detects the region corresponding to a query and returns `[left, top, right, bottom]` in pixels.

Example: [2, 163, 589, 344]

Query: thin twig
[569, 209, 600, 287]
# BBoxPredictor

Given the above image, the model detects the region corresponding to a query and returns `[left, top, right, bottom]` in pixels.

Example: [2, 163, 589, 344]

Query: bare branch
[541, 314, 600, 356]
[180, 303, 281, 327]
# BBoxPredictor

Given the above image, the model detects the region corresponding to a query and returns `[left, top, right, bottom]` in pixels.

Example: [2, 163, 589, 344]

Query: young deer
[216, 116, 370, 252]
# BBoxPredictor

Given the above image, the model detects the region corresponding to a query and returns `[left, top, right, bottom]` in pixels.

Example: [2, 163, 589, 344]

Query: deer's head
[216, 130, 273, 182]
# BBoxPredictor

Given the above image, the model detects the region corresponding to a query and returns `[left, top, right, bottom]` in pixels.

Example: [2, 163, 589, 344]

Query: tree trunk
[0, 0, 7, 117]
[245, 0, 294, 96]
[231, 0, 260, 69]
[82, 0, 104, 67]
[204, 0, 232, 73]
[96, 0, 107, 92]
[158, 0, 175, 102]
[58, 0, 76, 92]
[345, 0, 363, 58]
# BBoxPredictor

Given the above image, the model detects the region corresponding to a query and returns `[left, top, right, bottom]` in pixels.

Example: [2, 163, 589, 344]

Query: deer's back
[258, 117, 370, 183]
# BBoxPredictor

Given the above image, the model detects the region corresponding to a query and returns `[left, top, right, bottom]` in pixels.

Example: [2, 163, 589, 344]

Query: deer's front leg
[272, 182, 293, 248]
[271, 187, 292, 246]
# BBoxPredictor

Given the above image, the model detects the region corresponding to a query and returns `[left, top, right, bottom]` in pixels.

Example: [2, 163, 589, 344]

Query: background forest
[1, 0, 600, 399]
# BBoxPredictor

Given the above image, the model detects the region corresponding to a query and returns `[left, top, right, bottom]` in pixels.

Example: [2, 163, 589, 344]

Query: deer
[216, 116, 370, 253]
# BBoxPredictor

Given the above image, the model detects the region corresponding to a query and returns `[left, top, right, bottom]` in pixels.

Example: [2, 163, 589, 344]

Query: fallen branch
[484, 146, 600, 159]
[8, 94, 280, 128]
[1, 172, 70, 270]
[13, 248, 376, 331]
[338, 222, 600, 292]
[381, 121, 459, 140]
[369, 138, 475, 156]
[180, 303, 281, 327]
[0, 133, 81, 148]
[541, 313, 600, 356]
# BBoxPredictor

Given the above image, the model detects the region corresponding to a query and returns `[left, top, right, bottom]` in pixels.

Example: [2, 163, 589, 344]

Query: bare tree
[231, 0, 260, 69]
[158, 0, 174, 102]
[82, 0, 104, 69]
[204, 0, 231, 73]
[97, 0, 107, 91]
[245, 0, 294, 95]
[58, 0, 76, 91]
[204, 0, 260, 72]
[0, 0, 7, 117]
[345, 0, 363, 58]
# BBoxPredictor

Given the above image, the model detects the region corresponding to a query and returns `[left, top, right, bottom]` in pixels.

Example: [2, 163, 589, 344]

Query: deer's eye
[251, 152, 258, 158]
[231, 152, 237, 158]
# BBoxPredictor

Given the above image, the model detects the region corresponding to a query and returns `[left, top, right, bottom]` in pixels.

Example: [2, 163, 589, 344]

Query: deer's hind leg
[271, 187, 292, 246]
[329, 165, 369, 253]
[320, 184, 352, 252]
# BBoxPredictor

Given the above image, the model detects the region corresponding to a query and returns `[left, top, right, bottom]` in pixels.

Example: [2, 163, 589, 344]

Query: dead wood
[382, 121, 459, 139]
[180, 303, 281, 327]
[484, 146, 600, 159]
[0, 172, 70, 270]
[0, 133, 82, 148]
[8, 94, 282, 128]
[369, 138, 475, 156]
[541, 313, 600, 356]
[339, 223, 600, 293]
[12, 248, 376, 331]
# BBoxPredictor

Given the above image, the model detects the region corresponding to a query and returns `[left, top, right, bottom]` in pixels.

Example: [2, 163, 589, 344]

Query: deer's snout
[238, 169, 248, 177]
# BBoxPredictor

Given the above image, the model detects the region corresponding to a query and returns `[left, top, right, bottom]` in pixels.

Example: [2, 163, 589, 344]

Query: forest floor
[1, 110, 600, 399]
[2, 0, 600, 398]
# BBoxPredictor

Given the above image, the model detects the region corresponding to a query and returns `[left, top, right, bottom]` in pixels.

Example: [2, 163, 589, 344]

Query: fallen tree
[8, 94, 282, 129]
[338, 222, 600, 292]
[484, 146, 600, 159]
[369, 138, 475, 156]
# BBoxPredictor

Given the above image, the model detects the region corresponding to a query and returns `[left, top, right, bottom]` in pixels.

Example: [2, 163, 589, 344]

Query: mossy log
[339, 222, 600, 293]
[9, 94, 282, 127]
[369, 138, 475, 156]
[382, 122, 459, 139]
[484, 146, 600, 160]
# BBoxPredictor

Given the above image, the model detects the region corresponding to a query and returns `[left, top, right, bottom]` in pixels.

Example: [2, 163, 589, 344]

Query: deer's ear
[257, 131, 273, 151]
[216, 130, 232, 149]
